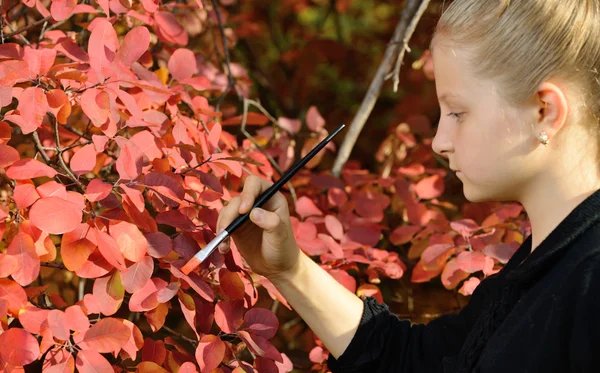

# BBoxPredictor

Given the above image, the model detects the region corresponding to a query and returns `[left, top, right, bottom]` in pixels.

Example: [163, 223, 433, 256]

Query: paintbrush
[180, 123, 346, 275]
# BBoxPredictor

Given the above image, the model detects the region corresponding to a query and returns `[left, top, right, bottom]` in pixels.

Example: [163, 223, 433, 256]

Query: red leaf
[88, 19, 119, 82]
[0, 328, 40, 366]
[141, 338, 167, 366]
[48, 310, 71, 340]
[30, 196, 82, 235]
[170, 266, 215, 302]
[42, 347, 75, 373]
[317, 234, 344, 259]
[16, 87, 48, 134]
[294, 196, 323, 219]
[221, 112, 268, 126]
[482, 242, 519, 264]
[177, 291, 199, 338]
[61, 223, 96, 271]
[120, 256, 154, 293]
[242, 308, 279, 339]
[135, 361, 168, 373]
[155, 210, 195, 231]
[81, 89, 110, 127]
[214, 300, 244, 333]
[92, 272, 124, 316]
[306, 106, 325, 132]
[129, 130, 163, 161]
[0, 121, 12, 144]
[421, 243, 454, 265]
[356, 284, 384, 304]
[36, 180, 67, 199]
[118, 26, 150, 67]
[50, 0, 77, 21]
[6, 158, 57, 180]
[328, 268, 356, 293]
[178, 362, 198, 373]
[129, 278, 161, 312]
[459, 277, 481, 296]
[168, 48, 197, 81]
[144, 232, 172, 258]
[179, 76, 210, 90]
[195, 335, 225, 373]
[116, 142, 145, 180]
[109, 221, 148, 262]
[140, 0, 158, 12]
[70, 144, 97, 176]
[414, 174, 445, 200]
[81, 317, 130, 353]
[0, 144, 19, 168]
[13, 183, 40, 209]
[65, 305, 90, 332]
[75, 350, 113, 373]
[7, 232, 40, 286]
[85, 179, 112, 202]
[237, 330, 282, 363]
[92, 228, 126, 270]
[0, 60, 30, 86]
[46, 89, 72, 124]
[389, 225, 422, 246]
[218, 268, 245, 301]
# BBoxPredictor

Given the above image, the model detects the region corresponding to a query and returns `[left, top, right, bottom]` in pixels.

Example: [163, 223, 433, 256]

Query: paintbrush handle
[224, 123, 346, 234]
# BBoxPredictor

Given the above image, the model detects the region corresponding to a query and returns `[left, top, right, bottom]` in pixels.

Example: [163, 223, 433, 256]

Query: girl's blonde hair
[431, 0, 600, 159]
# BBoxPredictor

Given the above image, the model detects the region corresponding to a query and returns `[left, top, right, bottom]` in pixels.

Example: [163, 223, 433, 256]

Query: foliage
[0, 0, 530, 372]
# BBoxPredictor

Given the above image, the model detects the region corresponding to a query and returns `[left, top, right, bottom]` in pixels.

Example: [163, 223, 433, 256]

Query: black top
[328, 187, 600, 372]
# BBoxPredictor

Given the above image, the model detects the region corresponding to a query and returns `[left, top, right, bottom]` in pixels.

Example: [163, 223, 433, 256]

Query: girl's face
[431, 43, 541, 203]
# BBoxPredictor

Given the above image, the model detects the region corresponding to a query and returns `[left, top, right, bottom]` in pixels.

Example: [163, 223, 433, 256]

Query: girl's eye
[447, 112, 464, 120]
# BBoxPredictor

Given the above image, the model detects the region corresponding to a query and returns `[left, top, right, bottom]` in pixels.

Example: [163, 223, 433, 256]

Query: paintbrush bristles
[180, 257, 201, 275]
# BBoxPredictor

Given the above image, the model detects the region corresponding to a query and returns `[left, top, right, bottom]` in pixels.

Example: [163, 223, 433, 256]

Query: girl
[216, 0, 600, 371]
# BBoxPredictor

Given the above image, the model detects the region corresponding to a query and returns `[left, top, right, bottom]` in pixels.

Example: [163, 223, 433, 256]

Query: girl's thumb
[250, 208, 282, 232]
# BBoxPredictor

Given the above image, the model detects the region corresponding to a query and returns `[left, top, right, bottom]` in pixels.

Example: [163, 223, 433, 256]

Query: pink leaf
[50, 0, 77, 21]
[195, 335, 225, 373]
[389, 224, 422, 246]
[441, 258, 470, 290]
[295, 196, 322, 219]
[153, 11, 188, 46]
[116, 142, 144, 180]
[88, 19, 119, 82]
[6, 158, 57, 180]
[482, 243, 519, 264]
[324, 215, 344, 240]
[75, 350, 113, 373]
[421, 244, 454, 265]
[17, 87, 48, 134]
[81, 317, 130, 353]
[47, 310, 70, 340]
[306, 106, 325, 132]
[65, 305, 90, 332]
[81, 89, 110, 127]
[109, 221, 148, 262]
[70, 144, 97, 176]
[119, 184, 144, 212]
[214, 300, 244, 333]
[277, 117, 301, 134]
[0, 328, 40, 366]
[117, 26, 150, 67]
[7, 232, 40, 286]
[92, 228, 126, 270]
[455, 251, 489, 273]
[237, 330, 282, 363]
[450, 219, 480, 238]
[459, 277, 481, 296]
[30, 196, 82, 235]
[120, 256, 154, 293]
[168, 48, 197, 81]
[0, 254, 18, 278]
[0, 144, 19, 168]
[13, 183, 40, 209]
[42, 347, 75, 373]
[85, 179, 112, 202]
[414, 174, 445, 200]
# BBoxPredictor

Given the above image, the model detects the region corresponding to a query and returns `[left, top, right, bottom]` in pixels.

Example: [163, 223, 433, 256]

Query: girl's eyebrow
[438, 92, 465, 103]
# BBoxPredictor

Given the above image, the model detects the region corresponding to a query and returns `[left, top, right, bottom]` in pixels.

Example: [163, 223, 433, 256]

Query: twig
[331, 0, 430, 176]
[210, 0, 241, 111]
[385, 0, 431, 92]
[162, 325, 198, 346]
[2, 14, 31, 45]
[32, 130, 52, 163]
[3, 15, 52, 41]
[41, 262, 67, 270]
[53, 116, 86, 192]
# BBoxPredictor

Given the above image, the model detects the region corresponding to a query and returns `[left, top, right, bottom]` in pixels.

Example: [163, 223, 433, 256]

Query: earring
[537, 131, 549, 146]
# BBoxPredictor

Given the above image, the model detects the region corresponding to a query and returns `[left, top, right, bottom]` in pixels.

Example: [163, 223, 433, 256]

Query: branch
[385, 0, 431, 92]
[32, 130, 52, 163]
[162, 325, 198, 347]
[3, 15, 52, 41]
[210, 0, 241, 111]
[53, 116, 86, 192]
[330, 0, 431, 177]
[41, 262, 67, 270]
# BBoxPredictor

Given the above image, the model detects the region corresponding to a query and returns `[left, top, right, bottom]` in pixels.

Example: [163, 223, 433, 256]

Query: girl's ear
[536, 82, 569, 135]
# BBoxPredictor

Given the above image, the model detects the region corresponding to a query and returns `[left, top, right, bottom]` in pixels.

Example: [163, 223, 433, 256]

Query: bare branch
[331, 0, 431, 177]
[32, 130, 52, 163]
[3, 15, 52, 41]
[53, 116, 86, 192]
[386, 0, 431, 92]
